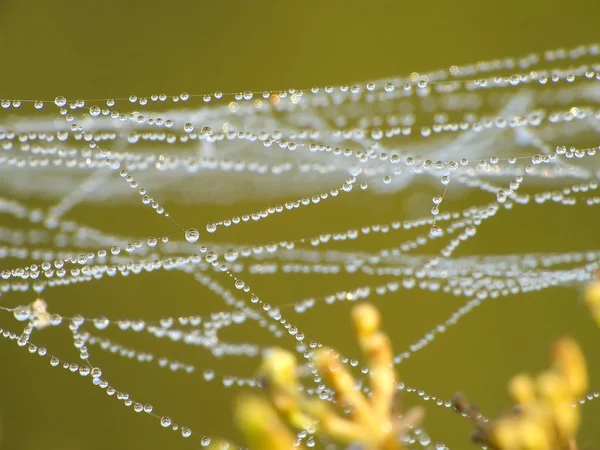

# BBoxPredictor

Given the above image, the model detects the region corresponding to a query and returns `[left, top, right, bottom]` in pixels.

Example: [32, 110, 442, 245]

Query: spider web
[0, 42, 599, 449]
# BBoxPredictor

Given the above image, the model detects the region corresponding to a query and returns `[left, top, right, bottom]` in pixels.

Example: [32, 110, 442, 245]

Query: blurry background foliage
[1, 0, 600, 449]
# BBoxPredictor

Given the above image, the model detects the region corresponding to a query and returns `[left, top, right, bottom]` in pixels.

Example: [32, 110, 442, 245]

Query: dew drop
[185, 228, 200, 243]
[93, 316, 110, 330]
[160, 416, 172, 427]
[54, 96, 67, 107]
[224, 249, 238, 263]
[13, 305, 31, 321]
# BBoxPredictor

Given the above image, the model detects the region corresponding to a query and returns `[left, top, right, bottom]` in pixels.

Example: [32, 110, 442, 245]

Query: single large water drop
[185, 228, 200, 243]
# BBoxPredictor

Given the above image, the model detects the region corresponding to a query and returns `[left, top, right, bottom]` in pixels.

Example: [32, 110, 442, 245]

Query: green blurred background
[1, 0, 600, 448]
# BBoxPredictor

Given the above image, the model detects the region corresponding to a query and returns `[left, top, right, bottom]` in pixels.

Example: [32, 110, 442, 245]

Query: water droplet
[160, 416, 172, 427]
[185, 228, 200, 243]
[93, 316, 109, 330]
[224, 249, 238, 263]
[497, 190, 507, 203]
[54, 96, 67, 107]
[13, 305, 31, 321]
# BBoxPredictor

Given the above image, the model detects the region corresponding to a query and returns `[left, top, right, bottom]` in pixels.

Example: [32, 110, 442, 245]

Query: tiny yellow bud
[352, 303, 380, 337]
[508, 373, 536, 406]
[260, 347, 298, 388]
[234, 395, 298, 450]
[314, 350, 357, 397]
[552, 337, 588, 398]
[537, 370, 570, 406]
[315, 349, 383, 439]
[519, 417, 551, 450]
[552, 401, 580, 441]
[584, 279, 600, 326]
[488, 419, 521, 450]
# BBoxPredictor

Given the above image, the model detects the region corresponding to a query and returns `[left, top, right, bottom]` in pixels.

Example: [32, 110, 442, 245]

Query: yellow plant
[584, 271, 600, 327]
[454, 337, 587, 450]
[234, 303, 424, 450]
[233, 285, 598, 450]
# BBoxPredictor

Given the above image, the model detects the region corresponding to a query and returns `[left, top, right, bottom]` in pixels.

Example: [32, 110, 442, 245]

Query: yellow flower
[584, 276, 600, 327]
[455, 337, 587, 450]
[235, 303, 424, 450]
